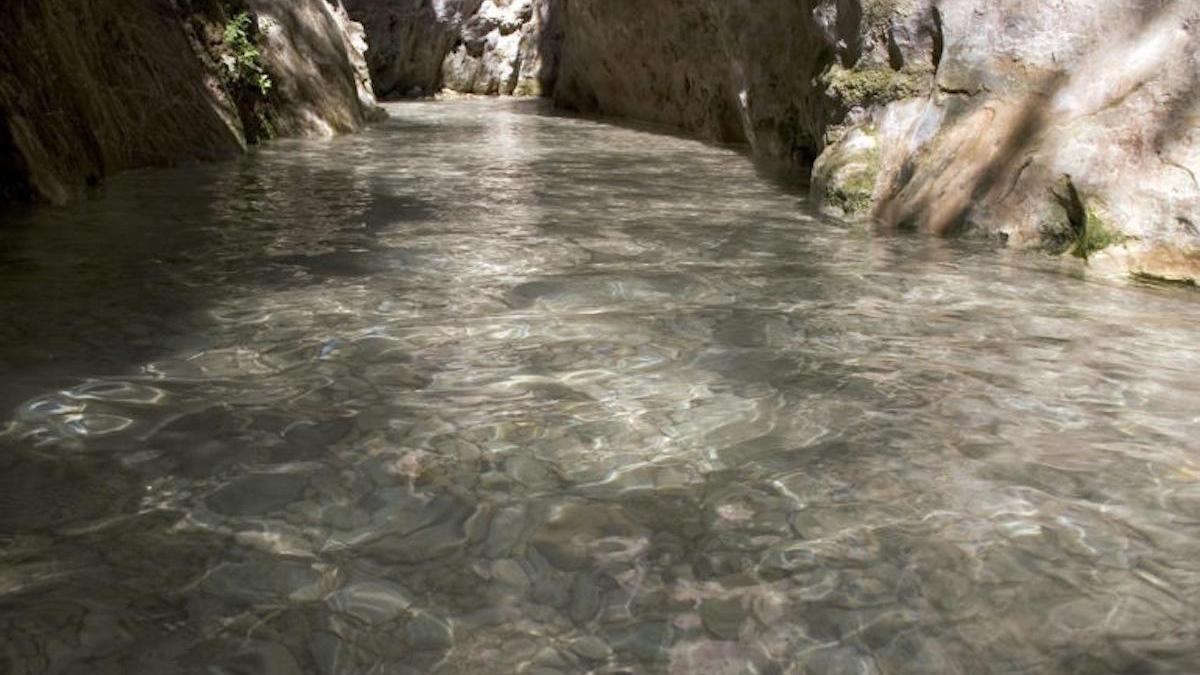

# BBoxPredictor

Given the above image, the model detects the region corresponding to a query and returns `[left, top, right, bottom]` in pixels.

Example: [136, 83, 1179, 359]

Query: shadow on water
[1, 99, 1199, 675]
[0, 154, 436, 406]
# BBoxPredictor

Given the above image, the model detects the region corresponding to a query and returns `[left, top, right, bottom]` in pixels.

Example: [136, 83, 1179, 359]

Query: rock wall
[0, 0, 381, 206]
[344, 0, 562, 98]
[856, 1, 1200, 283]
[552, 0, 1200, 282]
[442, 0, 563, 96]
[554, 0, 934, 164]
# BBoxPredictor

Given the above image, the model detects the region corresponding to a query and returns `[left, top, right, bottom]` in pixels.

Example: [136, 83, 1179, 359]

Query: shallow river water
[1, 99, 1199, 675]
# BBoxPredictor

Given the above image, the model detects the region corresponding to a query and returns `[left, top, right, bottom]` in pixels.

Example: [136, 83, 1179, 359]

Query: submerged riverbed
[1, 99, 1198, 674]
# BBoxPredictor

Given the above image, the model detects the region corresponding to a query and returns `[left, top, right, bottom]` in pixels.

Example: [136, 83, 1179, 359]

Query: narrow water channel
[1, 99, 1198, 674]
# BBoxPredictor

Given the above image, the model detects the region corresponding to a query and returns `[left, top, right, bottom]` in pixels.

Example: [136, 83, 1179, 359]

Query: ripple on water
[0, 99, 1198, 674]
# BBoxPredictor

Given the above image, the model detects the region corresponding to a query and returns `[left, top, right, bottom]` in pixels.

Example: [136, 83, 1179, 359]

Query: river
[1, 99, 1198, 674]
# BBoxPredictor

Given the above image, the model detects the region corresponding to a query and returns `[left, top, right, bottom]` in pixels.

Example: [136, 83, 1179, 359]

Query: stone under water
[0, 99, 1198, 674]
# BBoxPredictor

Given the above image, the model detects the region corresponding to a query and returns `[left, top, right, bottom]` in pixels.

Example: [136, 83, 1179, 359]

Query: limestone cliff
[848, 1, 1200, 283]
[552, 0, 1200, 282]
[344, 0, 561, 98]
[0, 0, 382, 206]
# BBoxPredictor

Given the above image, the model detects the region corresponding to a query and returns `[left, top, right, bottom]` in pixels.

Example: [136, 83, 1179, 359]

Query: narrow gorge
[4, 0, 1198, 281]
[1, 2, 1199, 675]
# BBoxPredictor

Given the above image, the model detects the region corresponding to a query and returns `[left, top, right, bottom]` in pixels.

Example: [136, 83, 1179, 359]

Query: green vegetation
[824, 167, 878, 216]
[222, 12, 272, 96]
[1070, 206, 1123, 259]
[1048, 176, 1124, 260]
[817, 134, 881, 217]
[822, 64, 926, 108]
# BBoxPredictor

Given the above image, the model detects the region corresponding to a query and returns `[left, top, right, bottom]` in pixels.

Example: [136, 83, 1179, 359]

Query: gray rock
[568, 636, 612, 662]
[532, 573, 572, 609]
[205, 471, 310, 517]
[492, 558, 532, 589]
[326, 580, 414, 625]
[483, 505, 528, 558]
[344, 0, 562, 97]
[568, 573, 604, 624]
[405, 613, 454, 651]
[700, 598, 745, 641]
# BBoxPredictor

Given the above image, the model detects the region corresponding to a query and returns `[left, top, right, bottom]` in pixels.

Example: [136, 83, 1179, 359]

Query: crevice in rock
[930, 5, 944, 74]
[0, 117, 33, 206]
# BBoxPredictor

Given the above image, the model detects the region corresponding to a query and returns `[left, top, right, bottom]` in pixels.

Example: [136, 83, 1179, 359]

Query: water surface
[1, 99, 1199, 674]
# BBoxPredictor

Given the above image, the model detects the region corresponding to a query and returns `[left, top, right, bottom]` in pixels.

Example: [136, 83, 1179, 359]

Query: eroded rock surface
[344, 0, 562, 98]
[860, 1, 1200, 284]
[551, 0, 1200, 282]
[0, 0, 382, 205]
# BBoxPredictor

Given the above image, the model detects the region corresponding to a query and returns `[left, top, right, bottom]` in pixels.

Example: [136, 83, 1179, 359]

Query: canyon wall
[0, 0, 381, 206]
[6, 0, 1196, 280]
[552, 0, 1200, 282]
[344, 0, 562, 98]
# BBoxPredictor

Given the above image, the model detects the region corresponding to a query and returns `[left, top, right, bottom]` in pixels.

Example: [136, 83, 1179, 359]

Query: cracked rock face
[343, 0, 562, 97]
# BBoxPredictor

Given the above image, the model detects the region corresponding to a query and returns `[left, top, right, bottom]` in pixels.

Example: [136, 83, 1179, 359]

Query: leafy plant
[222, 12, 272, 96]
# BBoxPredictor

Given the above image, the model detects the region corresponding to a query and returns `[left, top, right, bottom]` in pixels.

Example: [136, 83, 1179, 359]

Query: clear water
[1, 99, 1199, 675]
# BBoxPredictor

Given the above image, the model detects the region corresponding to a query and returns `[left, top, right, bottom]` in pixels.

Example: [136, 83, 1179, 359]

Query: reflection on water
[1, 99, 1199, 674]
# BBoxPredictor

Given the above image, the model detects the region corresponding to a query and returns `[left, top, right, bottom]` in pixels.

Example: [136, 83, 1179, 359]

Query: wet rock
[282, 418, 354, 458]
[484, 505, 528, 558]
[362, 517, 471, 563]
[205, 472, 310, 517]
[79, 611, 134, 656]
[196, 559, 324, 604]
[308, 631, 361, 675]
[206, 640, 305, 675]
[700, 598, 745, 641]
[605, 621, 671, 663]
[568, 573, 605, 624]
[405, 613, 454, 651]
[366, 491, 465, 534]
[801, 648, 876, 675]
[668, 640, 775, 675]
[506, 455, 559, 490]
[531, 573, 572, 609]
[492, 558, 532, 589]
[326, 580, 414, 625]
[530, 502, 643, 571]
[531, 646, 573, 668]
[568, 636, 613, 662]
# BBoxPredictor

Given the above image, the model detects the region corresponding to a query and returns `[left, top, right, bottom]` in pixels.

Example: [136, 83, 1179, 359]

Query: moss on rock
[813, 127, 881, 217]
[1070, 206, 1123, 259]
[822, 64, 927, 109]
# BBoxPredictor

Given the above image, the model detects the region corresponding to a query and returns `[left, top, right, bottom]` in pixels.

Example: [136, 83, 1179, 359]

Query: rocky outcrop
[344, 0, 561, 98]
[0, 0, 381, 206]
[442, 0, 563, 96]
[844, 1, 1200, 284]
[250, 0, 383, 138]
[552, 0, 1200, 282]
